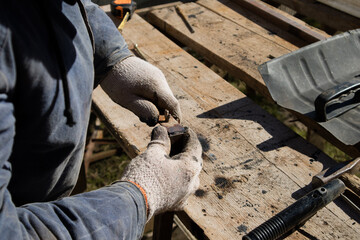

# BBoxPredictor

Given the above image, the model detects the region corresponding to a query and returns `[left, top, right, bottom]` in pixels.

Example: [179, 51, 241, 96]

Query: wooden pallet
[145, 0, 360, 157]
[268, 0, 360, 32]
[95, 2, 360, 239]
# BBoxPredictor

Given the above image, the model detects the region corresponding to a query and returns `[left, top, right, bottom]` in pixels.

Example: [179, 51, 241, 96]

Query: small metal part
[158, 109, 187, 156]
[158, 109, 170, 123]
[159, 114, 186, 139]
[175, 5, 195, 34]
[134, 43, 146, 60]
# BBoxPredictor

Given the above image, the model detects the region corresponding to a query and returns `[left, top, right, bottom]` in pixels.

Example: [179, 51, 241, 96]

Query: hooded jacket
[0, 0, 146, 239]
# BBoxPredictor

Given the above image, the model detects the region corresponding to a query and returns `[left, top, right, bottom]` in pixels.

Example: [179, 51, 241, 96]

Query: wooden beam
[269, 0, 360, 32]
[317, 0, 360, 18]
[152, 212, 174, 240]
[231, 0, 328, 43]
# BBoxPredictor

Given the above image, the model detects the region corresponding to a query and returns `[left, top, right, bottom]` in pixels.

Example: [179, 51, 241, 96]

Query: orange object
[110, 0, 136, 20]
[128, 180, 149, 216]
[113, 0, 131, 4]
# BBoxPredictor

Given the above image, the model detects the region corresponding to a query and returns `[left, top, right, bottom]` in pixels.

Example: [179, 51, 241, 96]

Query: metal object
[312, 158, 360, 215]
[314, 79, 360, 121]
[258, 29, 360, 145]
[312, 157, 360, 187]
[158, 110, 188, 156]
[111, 0, 136, 20]
[158, 109, 170, 122]
[243, 179, 345, 240]
[175, 5, 195, 33]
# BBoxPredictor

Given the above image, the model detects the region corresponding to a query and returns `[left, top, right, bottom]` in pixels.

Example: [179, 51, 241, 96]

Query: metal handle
[243, 179, 345, 240]
[314, 78, 360, 121]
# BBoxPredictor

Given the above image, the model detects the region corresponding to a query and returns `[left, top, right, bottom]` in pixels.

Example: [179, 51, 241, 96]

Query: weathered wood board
[317, 0, 360, 18]
[271, 0, 360, 32]
[146, 0, 360, 157]
[93, 7, 359, 239]
[147, 0, 292, 99]
[231, 0, 329, 43]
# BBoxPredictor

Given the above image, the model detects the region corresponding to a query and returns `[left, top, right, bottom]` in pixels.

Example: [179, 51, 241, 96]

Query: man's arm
[0, 20, 146, 237]
[81, 0, 133, 85]
[81, 0, 182, 125]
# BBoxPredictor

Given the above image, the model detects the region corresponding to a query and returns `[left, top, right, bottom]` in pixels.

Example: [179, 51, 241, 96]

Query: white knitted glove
[101, 56, 182, 126]
[120, 125, 203, 220]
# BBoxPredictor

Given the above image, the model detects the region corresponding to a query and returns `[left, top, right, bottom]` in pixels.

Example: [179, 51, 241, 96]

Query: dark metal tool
[312, 157, 360, 187]
[158, 110, 188, 156]
[312, 157, 360, 215]
[243, 179, 345, 240]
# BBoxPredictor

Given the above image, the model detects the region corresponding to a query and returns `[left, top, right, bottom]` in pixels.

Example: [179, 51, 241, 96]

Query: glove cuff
[127, 180, 149, 217]
[112, 180, 149, 218]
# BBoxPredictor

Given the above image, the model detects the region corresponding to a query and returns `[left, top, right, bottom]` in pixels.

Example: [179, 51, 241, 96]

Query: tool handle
[314, 78, 360, 121]
[243, 179, 345, 240]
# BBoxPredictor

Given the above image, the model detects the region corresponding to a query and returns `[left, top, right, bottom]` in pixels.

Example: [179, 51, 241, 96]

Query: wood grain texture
[146, 0, 360, 156]
[147, 0, 293, 99]
[231, 0, 328, 43]
[270, 0, 360, 31]
[317, 0, 360, 18]
[95, 6, 359, 239]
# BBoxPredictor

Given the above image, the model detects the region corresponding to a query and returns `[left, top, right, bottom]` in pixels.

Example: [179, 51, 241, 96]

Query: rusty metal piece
[159, 113, 186, 139]
[158, 110, 187, 156]
[342, 189, 360, 215]
[158, 109, 170, 123]
[312, 157, 360, 187]
[175, 5, 195, 33]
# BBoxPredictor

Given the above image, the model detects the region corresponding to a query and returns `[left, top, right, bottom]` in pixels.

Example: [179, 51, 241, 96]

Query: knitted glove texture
[101, 56, 182, 126]
[121, 125, 202, 220]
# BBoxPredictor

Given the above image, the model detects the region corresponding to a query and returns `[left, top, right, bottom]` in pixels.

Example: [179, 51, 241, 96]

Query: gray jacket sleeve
[0, 81, 146, 239]
[82, 0, 133, 85]
[0, 1, 146, 239]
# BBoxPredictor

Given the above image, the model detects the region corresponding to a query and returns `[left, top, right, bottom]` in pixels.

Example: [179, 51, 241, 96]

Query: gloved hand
[101, 56, 182, 126]
[120, 125, 203, 220]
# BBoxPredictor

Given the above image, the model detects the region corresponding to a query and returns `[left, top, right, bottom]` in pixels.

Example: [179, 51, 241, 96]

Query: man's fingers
[182, 128, 203, 161]
[148, 125, 171, 155]
[172, 128, 203, 173]
[122, 98, 160, 126]
[157, 93, 182, 123]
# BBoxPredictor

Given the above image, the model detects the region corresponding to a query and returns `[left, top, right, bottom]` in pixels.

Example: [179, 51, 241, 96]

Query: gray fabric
[0, 0, 145, 239]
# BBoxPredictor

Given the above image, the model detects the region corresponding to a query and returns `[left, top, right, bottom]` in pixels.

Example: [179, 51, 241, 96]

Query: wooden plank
[317, 0, 360, 19]
[94, 8, 359, 239]
[199, 0, 306, 48]
[135, 1, 183, 18]
[231, 0, 328, 43]
[92, 87, 150, 158]
[147, 1, 291, 99]
[270, 0, 360, 32]
[146, 0, 360, 157]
